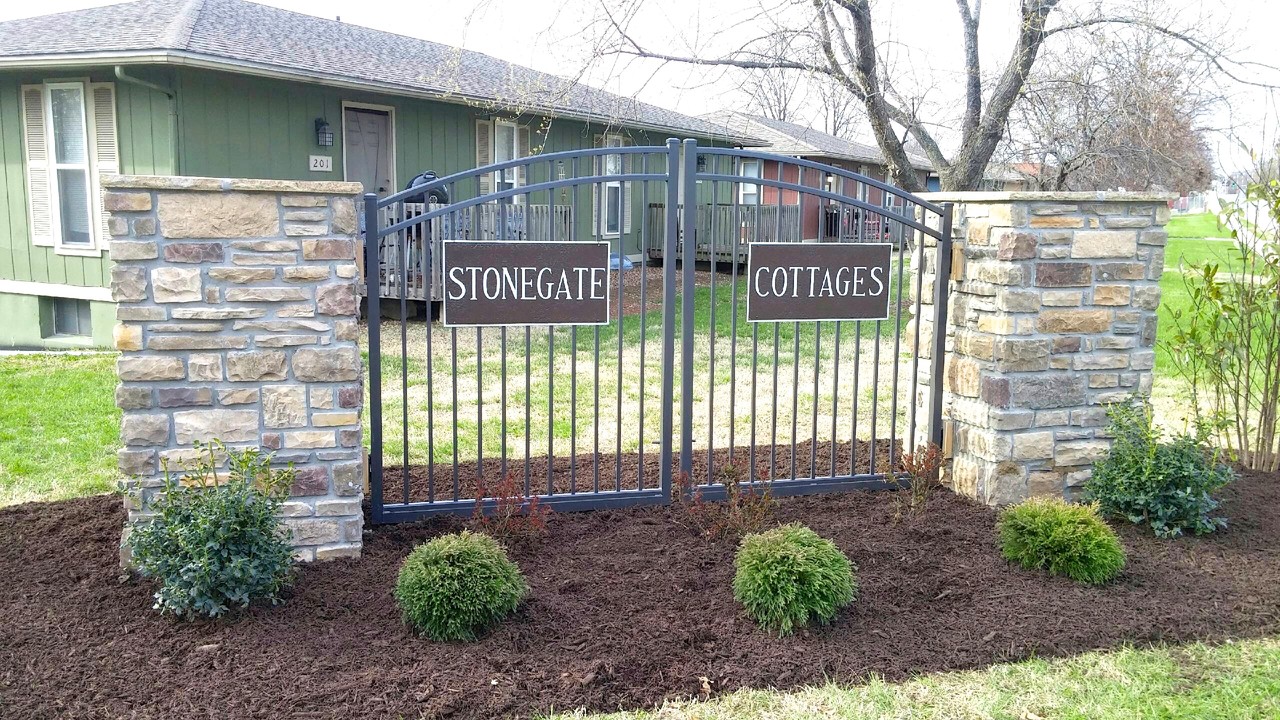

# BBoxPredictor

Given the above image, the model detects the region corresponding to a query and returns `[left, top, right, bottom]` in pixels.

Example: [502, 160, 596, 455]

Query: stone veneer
[911, 192, 1173, 504]
[106, 174, 366, 562]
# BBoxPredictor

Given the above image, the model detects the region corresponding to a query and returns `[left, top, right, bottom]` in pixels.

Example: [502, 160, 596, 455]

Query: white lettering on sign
[309, 155, 333, 172]
[446, 266, 610, 303]
[441, 240, 612, 326]
[751, 265, 886, 300]
[746, 242, 893, 322]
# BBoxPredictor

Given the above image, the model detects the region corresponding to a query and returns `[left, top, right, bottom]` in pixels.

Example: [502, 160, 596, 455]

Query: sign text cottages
[747, 243, 893, 322]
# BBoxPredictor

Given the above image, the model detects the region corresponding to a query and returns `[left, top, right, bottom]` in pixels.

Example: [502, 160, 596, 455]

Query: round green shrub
[998, 498, 1126, 584]
[395, 531, 528, 641]
[732, 523, 857, 635]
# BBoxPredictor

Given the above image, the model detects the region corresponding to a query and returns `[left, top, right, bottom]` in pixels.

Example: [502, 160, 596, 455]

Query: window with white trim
[21, 80, 118, 256]
[599, 134, 625, 237]
[494, 119, 519, 194]
[49, 84, 93, 247]
[476, 118, 530, 202]
[738, 159, 761, 205]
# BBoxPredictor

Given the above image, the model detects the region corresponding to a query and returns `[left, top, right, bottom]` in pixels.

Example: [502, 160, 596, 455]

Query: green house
[0, 0, 752, 349]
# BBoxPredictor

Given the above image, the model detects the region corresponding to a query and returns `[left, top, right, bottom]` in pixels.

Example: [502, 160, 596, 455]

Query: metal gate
[364, 138, 952, 523]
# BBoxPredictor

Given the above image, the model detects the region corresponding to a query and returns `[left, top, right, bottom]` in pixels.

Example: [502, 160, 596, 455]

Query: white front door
[344, 107, 393, 197]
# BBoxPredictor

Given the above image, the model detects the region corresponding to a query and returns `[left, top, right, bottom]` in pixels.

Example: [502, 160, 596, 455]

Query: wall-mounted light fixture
[696, 155, 707, 173]
[314, 118, 334, 147]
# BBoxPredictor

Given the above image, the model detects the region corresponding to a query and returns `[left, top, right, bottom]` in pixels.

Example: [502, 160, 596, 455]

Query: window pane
[739, 161, 760, 204]
[494, 124, 515, 163]
[57, 168, 93, 245]
[605, 184, 621, 234]
[494, 124, 516, 190]
[54, 298, 90, 336]
[50, 86, 88, 165]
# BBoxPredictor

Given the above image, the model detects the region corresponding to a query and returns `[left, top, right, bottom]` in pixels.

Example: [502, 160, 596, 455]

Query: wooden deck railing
[365, 202, 573, 302]
[644, 204, 913, 263]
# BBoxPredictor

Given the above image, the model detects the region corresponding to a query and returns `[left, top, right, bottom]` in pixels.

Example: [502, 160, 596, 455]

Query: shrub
[126, 441, 296, 620]
[894, 443, 945, 520]
[395, 531, 528, 641]
[1087, 400, 1234, 537]
[732, 523, 857, 635]
[674, 464, 774, 539]
[470, 474, 550, 542]
[1162, 177, 1280, 472]
[998, 498, 1126, 584]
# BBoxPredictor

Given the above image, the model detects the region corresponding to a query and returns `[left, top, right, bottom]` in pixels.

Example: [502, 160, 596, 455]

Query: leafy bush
[1087, 400, 1234, 537]
[1163, 177, 1280, 472]
[732, 523, 857, 635]
[998, 498, 1126, 584]
[674, 464, 774, 539]
[470, 474, 551, 542]
[395, 531, 528, 641]
[126, 441, 296, 619]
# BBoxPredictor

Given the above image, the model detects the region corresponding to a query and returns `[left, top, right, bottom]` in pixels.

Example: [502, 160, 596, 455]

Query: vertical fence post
[679, 139, 698, 478]
[929, 202, 954, 449]
[659, 139, 681, 499]
[364, 193, 384, 523]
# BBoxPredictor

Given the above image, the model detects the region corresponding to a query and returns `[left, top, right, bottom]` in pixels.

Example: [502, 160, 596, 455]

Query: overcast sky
[4, 0, 1278, 173]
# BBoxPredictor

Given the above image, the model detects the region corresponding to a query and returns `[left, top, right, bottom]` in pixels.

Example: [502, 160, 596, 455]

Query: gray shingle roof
[703, 110, 933, 171]
[0, 0, 756, 142]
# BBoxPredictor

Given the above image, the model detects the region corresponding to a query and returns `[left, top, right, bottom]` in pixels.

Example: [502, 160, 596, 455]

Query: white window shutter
[516, 125, 530, 188]
[89, 83, 119, 247]
[21, 85, 53, 247]
[622, 138, 632, 234]
[475, 119, 493, 196]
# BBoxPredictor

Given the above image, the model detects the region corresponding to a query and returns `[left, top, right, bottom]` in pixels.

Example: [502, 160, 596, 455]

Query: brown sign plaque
[747, 242, 893, 322]
[441, 241, 612, 327]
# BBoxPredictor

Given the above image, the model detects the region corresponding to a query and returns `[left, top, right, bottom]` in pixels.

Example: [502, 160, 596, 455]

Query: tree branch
[955, 0, 982, 149]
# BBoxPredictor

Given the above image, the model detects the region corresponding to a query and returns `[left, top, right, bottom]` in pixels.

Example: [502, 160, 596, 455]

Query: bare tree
[742, 36, 804, 121]
[814, 71, 862, 138]
[589, 0, 1273, 191]
[1002, 28, 1217, 191]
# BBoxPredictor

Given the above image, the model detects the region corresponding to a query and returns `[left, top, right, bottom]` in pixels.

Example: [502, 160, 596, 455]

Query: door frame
[340, 100, 397, 194]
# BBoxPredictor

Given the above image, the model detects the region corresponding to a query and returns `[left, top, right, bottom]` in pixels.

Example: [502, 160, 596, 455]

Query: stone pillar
[106, 175, 366, 561]
[912, 192, 1172, 504]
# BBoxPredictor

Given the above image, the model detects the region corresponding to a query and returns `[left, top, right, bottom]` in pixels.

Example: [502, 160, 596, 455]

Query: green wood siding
[0, 67, 174, 289]
[0, 64, 733, 290]
[174, 68, 731, 255]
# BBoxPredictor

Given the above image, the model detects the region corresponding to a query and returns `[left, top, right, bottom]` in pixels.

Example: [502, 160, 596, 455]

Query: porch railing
[364, 202, 573, 302]
[644, 203, 910, 263]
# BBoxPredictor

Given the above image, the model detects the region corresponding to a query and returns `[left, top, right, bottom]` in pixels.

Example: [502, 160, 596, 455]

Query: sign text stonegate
[747, 242, 893, 322]
[442, 241, 612, 326]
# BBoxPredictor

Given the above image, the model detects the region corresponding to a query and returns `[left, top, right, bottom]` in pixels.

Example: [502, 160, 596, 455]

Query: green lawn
[370, 263, 915, 470]
[555, 637, 1280, 719]
[1155, 213, 1251, 374]
[1166, 212, 1224, 240]
[0, 353, 121, 505]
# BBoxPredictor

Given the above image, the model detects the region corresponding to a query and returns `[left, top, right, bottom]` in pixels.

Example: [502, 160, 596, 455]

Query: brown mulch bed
[383, 438, 901, 504]
[618, 261, 719, 316]
[2, 468, 1279, 719]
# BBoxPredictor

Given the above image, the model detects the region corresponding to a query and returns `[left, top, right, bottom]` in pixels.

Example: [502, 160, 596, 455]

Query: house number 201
[309, 155, 333, 172]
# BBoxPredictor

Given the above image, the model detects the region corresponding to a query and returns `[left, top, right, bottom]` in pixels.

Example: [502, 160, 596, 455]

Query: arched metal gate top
[364, 138, 953, 523]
